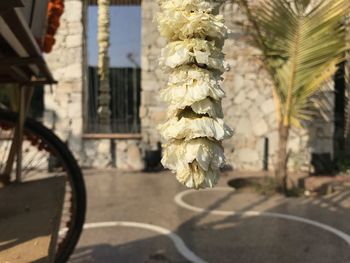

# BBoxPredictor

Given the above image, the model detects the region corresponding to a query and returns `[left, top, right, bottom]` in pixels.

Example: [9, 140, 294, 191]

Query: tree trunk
[275, 122, 290, 193]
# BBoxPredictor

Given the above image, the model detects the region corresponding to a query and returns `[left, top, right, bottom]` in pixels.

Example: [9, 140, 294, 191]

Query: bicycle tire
[0, 111, 86, 263]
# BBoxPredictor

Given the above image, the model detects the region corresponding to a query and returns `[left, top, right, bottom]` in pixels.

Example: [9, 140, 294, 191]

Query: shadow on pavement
[69, 175, 350, 263]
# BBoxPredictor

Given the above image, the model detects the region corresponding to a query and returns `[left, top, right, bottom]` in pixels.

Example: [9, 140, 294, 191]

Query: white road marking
[82, 221, 206, 263]
[174, 187, 350, 246]
[69, 187, 350, 262]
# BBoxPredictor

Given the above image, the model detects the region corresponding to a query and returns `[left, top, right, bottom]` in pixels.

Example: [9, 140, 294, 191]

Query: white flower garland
[97, 0, 111, 128]
[157, 0, 233, 189]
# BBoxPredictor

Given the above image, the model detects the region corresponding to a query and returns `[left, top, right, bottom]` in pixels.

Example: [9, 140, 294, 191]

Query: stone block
[151, 111, 166, 123]
[126, 144, 145, 171]
[240, 98, 253, 110]
[63, 64, 82, 80]
[261, 98, 275, 115]
[252, 119, 268, 137]
[141, 56, 149, 70]
[234, 90, 245, 104]
[83, 141, 97, 158]
[247, 89, 259, 100]
[66, 35, 82, 48]
[236, 117, 253, 135]
[97, 140, 111, 154]
[156, 37, 167, 48]
[68, 22, 83, 35]
[142, 80, 160, 91]
[63, 1, 82, 22]
[248, 105, 262, 123]
[233, 75, 244, 90]
[118, 141, 128, 152]
[116, 141, 145, 171]
[68, 102, 82, 118]
[267, 130, 279, 153]
[222, 97, 233, 110]
[141, 91, 158, 106]
[43, 110, 56, 129]
[237, 148, 259, 163]
[246, 73, 257, 80]
[69, 93, 82, 103]
[288, 136, 301, 152]
[68, 135, 82, 154]
[70, 119, 83, 136]
[139, 106, 148, 118]
[93, 155, 112, 168]
[267, 114, 277, 128]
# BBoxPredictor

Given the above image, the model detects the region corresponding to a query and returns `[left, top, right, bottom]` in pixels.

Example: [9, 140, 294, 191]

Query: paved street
[69, 170, 350, 263]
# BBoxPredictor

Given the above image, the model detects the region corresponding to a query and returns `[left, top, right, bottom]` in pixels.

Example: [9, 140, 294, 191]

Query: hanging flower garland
[97, 0, 112, 128]
[43, 0, 65, 53]
[157, 0, 233, 189]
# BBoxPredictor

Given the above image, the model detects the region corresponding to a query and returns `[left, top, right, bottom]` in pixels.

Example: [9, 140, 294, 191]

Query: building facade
[44, 0, 339, 172]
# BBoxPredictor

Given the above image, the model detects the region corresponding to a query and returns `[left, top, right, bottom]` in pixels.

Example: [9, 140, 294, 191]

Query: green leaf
[238, 0, 350, 127]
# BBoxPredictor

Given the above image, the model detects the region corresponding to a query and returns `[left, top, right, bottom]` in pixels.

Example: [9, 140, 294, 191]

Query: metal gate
[86, 66, 141, 133]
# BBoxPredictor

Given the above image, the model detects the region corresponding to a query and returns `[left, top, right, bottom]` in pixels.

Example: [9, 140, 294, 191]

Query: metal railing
[86, 66, 141, 133]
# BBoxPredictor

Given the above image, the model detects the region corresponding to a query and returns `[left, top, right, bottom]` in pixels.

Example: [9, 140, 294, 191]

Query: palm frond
[238, 0, 350, 127]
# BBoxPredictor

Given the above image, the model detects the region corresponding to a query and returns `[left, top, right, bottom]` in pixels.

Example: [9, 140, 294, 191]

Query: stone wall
[44, 0, 335, 171]
[44, 0, 144, 170]
[222, 2, 334, 171]
[140, 0, 335, 172]
[140, 0, 168, 150]
[44, 0, 85, 154]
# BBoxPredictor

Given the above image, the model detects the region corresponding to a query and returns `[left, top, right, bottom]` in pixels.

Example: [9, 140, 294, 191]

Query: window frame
[82, 0, 142, 136]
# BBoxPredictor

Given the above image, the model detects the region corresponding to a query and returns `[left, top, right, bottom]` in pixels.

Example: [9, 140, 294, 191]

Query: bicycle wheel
[0, 111, 86, 263]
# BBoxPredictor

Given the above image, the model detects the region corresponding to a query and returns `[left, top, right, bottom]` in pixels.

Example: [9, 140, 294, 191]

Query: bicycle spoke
[0, 130, 15, 173]
[0, 114, 85, 262]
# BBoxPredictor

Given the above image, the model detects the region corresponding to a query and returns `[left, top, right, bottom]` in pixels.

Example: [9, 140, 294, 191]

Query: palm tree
[97, 0, 111, 132]
[237, 0, 350, 191]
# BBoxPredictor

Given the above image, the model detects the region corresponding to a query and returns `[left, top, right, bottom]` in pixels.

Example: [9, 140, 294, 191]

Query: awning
[0, 1, 56, 85]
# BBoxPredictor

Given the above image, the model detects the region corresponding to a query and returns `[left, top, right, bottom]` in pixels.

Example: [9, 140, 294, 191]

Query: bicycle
[0, 85, 86, 263]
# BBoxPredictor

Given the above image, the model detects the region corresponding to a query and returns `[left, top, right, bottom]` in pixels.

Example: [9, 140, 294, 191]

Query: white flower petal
[157, 0, 215, 13]
[166, 98, 224, 119]
[176, 163, 219, 189]
[160, 39, 225, 72]
[162, 138, 225, 171]
[159, 116, 233, 141]
[156, 0, 232, 189]
[191, 98, 224, 118]
[157, 10, 227, 41]
[162, 138, 224, 189]
[160, 66, 225, 111]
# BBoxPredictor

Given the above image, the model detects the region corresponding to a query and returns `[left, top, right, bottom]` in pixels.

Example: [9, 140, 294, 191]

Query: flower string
[43, 0, 65, 53]
[157, 0, 233, 189]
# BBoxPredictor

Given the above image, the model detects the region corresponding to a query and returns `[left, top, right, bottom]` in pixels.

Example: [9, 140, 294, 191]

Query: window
[85, 1, 141, 134]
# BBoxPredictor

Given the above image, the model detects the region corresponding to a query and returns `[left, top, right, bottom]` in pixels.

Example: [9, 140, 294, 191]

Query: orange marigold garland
[43, 0, 65, 53]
